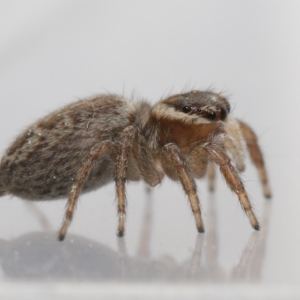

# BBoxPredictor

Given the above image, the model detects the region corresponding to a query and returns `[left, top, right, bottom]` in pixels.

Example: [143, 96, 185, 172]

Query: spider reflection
[0, 191, 271, 282]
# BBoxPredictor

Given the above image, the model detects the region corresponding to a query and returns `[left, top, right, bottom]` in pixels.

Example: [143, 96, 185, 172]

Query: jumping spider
[0, 90, 271, 240]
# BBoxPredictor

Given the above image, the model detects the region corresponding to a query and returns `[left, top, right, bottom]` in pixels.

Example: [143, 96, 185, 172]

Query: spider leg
[238, 120, 271, 198]
[224, 116, 246, 172]
[132, 132, 162, 187]
[207, 162, 216, 192]
[224, 136, 245, 172]
[162, 143, 204, 233]
[203, 143, 260, 230]
[115, 126, 136, 237]
[58, 140, 115, 241]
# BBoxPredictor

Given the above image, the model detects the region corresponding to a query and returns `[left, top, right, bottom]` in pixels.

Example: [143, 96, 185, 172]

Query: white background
[0, 1, 299, 298]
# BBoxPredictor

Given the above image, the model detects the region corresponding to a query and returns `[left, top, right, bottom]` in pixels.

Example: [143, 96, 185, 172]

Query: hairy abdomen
[0, 95, 136, 200]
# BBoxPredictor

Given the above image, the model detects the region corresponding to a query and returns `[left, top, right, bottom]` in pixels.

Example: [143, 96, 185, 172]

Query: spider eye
[206, 111, 217, 120]
[182, 106, 191, 113]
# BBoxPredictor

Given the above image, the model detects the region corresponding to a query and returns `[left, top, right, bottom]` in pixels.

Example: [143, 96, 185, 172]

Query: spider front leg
[162, 143, 204, 233]
[115, 126, 136, 237]
[203, 143, 260, 230]
[58, 140, 115, 241]
[238, 120, 272, 198]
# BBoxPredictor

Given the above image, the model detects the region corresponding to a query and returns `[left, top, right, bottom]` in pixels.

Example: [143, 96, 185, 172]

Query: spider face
[147, 91, 232, 152]
[176, 91, 230, 121]
[153, 91, 230, 125]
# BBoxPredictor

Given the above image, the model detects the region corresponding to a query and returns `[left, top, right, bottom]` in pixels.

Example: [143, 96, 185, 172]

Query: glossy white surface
[0, 1, 299, 298]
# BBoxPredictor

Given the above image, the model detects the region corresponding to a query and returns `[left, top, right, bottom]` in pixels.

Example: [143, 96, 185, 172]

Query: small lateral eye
[182, 106, 191, 113]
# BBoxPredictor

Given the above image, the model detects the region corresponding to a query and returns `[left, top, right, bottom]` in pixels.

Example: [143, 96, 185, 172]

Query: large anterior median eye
[182, 106, 191, 113]
[205, 110, 217, 120]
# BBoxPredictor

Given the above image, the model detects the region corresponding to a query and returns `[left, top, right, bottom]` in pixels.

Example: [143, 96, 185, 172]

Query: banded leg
[115, 126, 136, 237]
[58, 140, 114, 241]
[203, 143, 260, 230]
[238, 120, 271, 198]
[162, 143, 204, 233]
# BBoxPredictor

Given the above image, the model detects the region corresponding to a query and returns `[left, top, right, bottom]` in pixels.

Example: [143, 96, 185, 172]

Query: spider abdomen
[0, 95, 136, 200]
